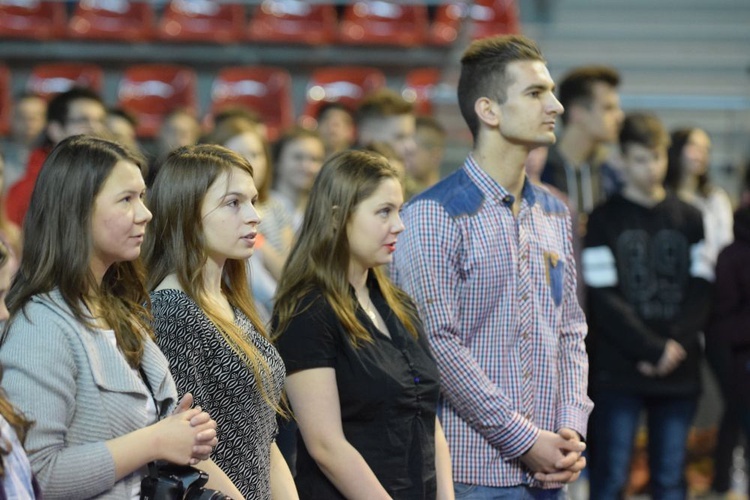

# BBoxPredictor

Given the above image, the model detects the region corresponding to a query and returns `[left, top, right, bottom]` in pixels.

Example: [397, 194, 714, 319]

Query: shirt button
[523, 371, 531, 379]
[522, 294, 528, 301]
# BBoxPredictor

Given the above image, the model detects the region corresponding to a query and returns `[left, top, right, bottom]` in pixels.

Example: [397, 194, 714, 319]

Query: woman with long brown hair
[273, 150, 453, 499]
[144, 145, 297, 499]
[0, 135, 240, 499]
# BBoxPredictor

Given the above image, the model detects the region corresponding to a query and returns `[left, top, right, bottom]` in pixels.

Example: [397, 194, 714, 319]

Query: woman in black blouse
[273, 150, 453, 499]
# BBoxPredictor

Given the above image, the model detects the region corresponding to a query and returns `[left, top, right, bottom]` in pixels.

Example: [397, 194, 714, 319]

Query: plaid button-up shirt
[392, 154, 593, 487]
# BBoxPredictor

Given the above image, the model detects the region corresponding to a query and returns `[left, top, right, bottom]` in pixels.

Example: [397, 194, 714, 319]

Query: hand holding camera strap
[137, 369, 226, 500]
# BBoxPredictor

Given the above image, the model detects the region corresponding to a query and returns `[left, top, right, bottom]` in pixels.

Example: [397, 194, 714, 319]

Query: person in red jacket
[5, 87, 106, 226]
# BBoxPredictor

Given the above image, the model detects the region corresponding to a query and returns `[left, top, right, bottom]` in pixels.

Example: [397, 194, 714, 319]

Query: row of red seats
[0, 0, 519, 46]
[0, 63, 442, 139]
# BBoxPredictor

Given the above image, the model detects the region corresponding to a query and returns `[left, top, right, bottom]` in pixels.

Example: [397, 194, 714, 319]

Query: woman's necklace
[364, 305, 377, 323]
[358, 291, 378, 323]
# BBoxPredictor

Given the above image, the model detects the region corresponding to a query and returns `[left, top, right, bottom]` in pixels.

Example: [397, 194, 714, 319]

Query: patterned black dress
[150, 289, 285, 500]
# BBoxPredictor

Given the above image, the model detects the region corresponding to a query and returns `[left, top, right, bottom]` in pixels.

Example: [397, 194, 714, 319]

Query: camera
[140, 462, 232, 500]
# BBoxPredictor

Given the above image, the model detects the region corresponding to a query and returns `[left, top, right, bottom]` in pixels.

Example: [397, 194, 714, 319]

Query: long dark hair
[3, 135, 152, 367]
[273, 150, 419, 346]
[665, 127, 710, 197]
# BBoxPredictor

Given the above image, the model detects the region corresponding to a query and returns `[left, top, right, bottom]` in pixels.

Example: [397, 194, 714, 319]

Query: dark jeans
[705, 340, 743, 492]
[454, 483, 564, 499]
[590, 391, 697, 500]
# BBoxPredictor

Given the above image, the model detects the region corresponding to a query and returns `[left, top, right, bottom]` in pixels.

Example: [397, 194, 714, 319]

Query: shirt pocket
[545, 251, 565, 307]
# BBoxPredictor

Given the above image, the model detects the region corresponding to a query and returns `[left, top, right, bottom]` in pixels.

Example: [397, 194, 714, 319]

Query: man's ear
[474, 97, 500, 129]
[567, 103, 586, 126]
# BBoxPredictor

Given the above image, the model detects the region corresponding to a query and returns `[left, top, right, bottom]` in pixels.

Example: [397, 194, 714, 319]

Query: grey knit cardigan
[0, 290, 177, 499]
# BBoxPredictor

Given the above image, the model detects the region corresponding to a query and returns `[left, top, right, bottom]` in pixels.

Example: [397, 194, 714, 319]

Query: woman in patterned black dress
[144, 145, 297, 500]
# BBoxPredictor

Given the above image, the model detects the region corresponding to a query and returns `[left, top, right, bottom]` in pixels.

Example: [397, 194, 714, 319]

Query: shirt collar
[464, 153, 537, 209]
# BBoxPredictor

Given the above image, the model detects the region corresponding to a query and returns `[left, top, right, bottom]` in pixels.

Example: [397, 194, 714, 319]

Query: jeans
[589, 391, 697, 500]
[454, 483, 565, 499]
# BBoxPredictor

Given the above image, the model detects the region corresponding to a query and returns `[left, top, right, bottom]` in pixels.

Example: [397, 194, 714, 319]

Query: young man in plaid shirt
[393, 35, 592, 499]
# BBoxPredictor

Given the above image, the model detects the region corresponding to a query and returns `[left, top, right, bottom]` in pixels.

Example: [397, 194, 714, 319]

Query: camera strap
[138, 367, 162, 477]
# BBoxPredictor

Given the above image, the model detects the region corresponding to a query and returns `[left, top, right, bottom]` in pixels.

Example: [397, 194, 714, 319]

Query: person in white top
[665, 126, 735, 495]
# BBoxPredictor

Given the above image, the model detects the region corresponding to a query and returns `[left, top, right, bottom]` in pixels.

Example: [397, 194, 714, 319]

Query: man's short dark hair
[46, 87, 103, 126]
[316, 102, 354, 123]
[457, 35, 545, 141]
[619, 112, 670, 153]
[107, 106, 138, 127]
[355, 89, 413, 128]
[557, 65, 620, 125]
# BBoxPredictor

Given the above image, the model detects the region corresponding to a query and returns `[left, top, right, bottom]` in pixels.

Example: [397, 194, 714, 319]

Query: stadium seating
[117, 64, 197, 137]
[211, 66, 294, 140]
[248, 1, 337, 45]
[157, 0, 245, 43]
[26, 63, 104, 100]
[69, 0, 155, 42]
[339, 1, 428, 47]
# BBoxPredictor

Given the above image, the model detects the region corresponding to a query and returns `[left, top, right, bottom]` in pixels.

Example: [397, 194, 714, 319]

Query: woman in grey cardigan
[0, 136, 243, 499]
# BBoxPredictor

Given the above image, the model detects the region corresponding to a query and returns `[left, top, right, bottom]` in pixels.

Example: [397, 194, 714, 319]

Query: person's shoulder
[2, 292, 82, 354]
[150, 290, 209, 337]
[530, 182, 569, 217]
[149, 288, 198, 312]
[292, 286, 333, 318]
[665, 193, 703, 219]
[408, 167, 484, 219]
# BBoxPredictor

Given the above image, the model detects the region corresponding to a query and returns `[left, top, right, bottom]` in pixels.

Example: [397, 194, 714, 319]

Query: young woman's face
[682, 129, 711, 178]
[201, 166, 260, 265]
[90, 161, 151, 278]
[276, 137, 325, 195]
[346, 177, 405, 276]
[224, 131, 268, 190]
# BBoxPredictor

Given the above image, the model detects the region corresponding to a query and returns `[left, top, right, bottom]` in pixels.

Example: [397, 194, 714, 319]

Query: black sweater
[584, 193, 712, 396]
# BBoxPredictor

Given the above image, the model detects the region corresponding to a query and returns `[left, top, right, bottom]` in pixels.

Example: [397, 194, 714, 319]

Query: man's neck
[557, 127, 599, 168]
[472, 138, 527, 214]
[621, 185, 666, 208]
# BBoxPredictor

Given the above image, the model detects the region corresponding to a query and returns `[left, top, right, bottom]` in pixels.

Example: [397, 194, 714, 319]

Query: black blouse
[274, 281, 441, 499]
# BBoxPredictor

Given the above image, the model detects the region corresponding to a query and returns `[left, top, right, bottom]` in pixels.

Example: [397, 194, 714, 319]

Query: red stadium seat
[248, 1, 337, 45]
[157, 0, 245, 43]
[0, 0, 66, 40]
[339, 1, 428, 47]
[211, 66, 294, 141]
[0, 65, 10, 135]
[117, 64, 197, 137]
[402, 68, 441, 116]
[69, 0, 155, 42]
[429, 1, 465, 46]
[300, 66, 386, 127]
[469, 0, 520, 39]
[26, 63, 104, 100]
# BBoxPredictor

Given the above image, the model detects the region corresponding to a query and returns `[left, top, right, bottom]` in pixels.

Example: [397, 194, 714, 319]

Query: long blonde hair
[144, 144, 283, 414]
[273, 150, 419, 347]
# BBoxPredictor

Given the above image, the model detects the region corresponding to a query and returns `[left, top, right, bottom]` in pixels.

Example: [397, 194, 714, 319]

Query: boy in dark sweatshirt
[583, 112, 713, 500]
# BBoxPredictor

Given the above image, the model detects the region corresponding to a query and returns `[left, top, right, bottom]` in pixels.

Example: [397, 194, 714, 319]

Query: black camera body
[140, 462, 231, 500]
